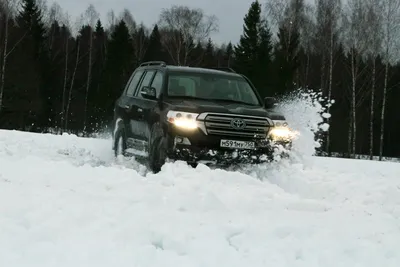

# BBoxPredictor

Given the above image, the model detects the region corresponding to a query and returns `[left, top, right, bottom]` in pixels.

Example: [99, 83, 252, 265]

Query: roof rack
[208, 67, 236, 73]
[139, 61, 166, 67]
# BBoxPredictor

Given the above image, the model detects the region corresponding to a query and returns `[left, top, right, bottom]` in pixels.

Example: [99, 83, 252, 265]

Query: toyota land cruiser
[112, 61, 294, 173]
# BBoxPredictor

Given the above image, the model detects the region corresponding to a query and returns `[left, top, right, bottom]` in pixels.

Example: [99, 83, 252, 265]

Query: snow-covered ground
[1, 90, 399, 267]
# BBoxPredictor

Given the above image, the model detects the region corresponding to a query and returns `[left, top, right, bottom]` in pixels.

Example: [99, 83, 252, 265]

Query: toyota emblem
[230, 118, 246, 130]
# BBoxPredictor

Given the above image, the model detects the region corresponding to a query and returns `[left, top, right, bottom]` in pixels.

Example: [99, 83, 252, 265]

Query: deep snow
[0, 90, 399, 267]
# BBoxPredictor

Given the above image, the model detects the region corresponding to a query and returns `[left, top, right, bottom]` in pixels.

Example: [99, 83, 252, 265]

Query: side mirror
[264, 97, 276, 109]
[140, 86, 157, 99]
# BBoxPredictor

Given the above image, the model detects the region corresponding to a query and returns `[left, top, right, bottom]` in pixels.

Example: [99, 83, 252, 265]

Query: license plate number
[220, 139, 255, 149]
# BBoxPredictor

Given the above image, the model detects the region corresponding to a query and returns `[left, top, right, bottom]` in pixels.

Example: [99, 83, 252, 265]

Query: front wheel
[113, 129, 127, 157]
[148, 137, 168, 173]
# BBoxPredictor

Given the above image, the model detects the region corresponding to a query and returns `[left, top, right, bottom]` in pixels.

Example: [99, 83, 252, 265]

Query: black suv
[112, 61, 293, 172]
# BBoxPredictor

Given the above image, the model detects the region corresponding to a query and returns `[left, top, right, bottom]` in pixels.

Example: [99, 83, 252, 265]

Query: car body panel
[112, 63, 291, 164]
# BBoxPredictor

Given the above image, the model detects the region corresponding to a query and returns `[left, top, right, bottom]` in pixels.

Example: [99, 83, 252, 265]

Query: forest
[0, 0, 399, 159]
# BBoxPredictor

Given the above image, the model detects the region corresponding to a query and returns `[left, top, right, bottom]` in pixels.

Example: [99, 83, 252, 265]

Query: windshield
[167, 71, 261, 106]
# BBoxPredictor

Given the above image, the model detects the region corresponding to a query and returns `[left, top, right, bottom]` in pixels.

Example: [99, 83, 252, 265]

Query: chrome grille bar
[202, 113, 272, 139]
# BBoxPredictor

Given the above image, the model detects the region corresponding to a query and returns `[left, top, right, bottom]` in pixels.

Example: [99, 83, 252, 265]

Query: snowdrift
[0, 89, 399, 267]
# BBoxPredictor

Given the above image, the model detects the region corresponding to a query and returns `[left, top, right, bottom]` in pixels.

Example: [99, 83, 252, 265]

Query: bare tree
[47, 2, 62, 26]
[379, 0, 400, 160]
[291, 2, 316, 87]
[266, 0, 308, 87]
[82, 4, 99, 132]
[105, 9, 116, 35]
[65, 16, 85, 130]
[0, 0, 26, 114]
[364, 0, 384, 160]
[314, 0, 342, 155]
[60, 12, 71, 130]
[65, 36, 80, 130]
[134, 23, 149, 65]
[158, 5, 218, 66]
[266, 0, 307, 45]
[342, 0, 369, 158]
[119, 8, 136, 35]
[47, 2, 63, 61]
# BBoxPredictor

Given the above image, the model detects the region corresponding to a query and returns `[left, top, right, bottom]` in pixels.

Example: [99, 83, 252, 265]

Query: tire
[114, 129, 127, 157]
[148, 137, 167, 173]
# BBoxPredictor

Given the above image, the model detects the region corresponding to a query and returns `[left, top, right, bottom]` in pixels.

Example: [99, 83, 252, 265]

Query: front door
[132, 70, 165, 143]
[127, 69, 156, 154]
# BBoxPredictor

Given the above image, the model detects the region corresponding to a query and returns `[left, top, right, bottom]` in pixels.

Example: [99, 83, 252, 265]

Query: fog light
[174, 136, 191, 145]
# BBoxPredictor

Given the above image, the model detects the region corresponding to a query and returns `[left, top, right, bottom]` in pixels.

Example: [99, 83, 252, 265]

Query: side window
[135, 70, 156, 97]
[150, 71, 164, 97]
[126, 70, 144, 97]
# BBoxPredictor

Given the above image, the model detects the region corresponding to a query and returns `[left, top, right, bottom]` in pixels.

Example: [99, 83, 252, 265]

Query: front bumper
[165, 125, 291, 165]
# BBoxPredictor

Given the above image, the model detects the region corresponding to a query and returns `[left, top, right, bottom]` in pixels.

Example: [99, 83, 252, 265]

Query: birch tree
[342, 0, 369, 158]
[106, 9, 116, 33]
[266, 0, 307, 45]
[299, 4, 316, 87]
[364, 0, 384, 160]
[266, 0, 308, 88]
[60, 12, 71, 130]
[158, 5, 218, 65]
[47, 2, 62, 57]
[379, 0, 400, 160]
[65, 17, 84, 130]
[82, 4, 99, 132]
[133, 23, 149, 66]
[315, 0, 342, 155]
[119, 8, 136, 35]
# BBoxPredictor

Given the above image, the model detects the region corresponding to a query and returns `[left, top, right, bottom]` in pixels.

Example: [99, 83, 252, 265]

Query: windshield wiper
[167, 95, 209, 101]
[209, 98, 258, 106]
[168, 95, 258, 106]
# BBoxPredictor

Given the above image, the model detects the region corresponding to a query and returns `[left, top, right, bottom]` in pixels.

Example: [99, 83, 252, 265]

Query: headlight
[167, 111, 199, 130]
[269, 120, 294, 141]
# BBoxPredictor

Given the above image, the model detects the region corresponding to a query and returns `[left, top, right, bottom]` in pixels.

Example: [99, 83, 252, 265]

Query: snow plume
[275, 88, 334, 160]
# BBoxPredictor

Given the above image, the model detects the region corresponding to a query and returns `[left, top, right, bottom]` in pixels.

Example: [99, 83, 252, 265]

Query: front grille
[203, 114, 272, 139]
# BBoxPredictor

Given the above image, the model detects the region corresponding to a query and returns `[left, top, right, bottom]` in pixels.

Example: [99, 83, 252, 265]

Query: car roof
[164, 65, 241, 77]
[138, 63, 242, 78]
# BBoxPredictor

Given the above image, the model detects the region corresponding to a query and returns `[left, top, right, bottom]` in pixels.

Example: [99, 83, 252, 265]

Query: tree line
[0, 0, 399, 159]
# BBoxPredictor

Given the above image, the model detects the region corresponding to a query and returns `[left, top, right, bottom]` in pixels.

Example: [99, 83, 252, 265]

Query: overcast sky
[52, 0, 317, 45]
[52, 0, 256, 44]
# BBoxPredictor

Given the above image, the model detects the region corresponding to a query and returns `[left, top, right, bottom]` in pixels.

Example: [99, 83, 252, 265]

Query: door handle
[124, 105, 131, 110]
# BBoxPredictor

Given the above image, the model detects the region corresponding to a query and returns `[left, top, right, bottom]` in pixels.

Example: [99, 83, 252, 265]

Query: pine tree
[233, 0, 262, 79]
[273, 26, 300, 95]
[188, 41, 204, 66]
[100, 20, 134, 127]
[203, 38, 215, 67]
[18, 0, 47, 57]
[225, 42, 233, 67]
[17, 0, 51, 129]
[89, 19, 107, 130]
[234, 0, 273, 94]
[256, 19, 273, 96]
[143, 24, 165, 62]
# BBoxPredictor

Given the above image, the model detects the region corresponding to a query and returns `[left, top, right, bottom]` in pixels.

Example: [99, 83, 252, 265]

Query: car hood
[165, 99, 286, 120]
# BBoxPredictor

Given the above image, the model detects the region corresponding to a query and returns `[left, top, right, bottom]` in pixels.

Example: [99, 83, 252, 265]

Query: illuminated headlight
[167, 111, 199, 130]
[268, 120, 294, 141]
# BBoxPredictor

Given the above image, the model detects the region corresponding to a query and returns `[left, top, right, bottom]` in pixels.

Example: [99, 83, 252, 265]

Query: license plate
[220, 139, 255, 149]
